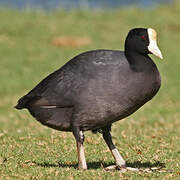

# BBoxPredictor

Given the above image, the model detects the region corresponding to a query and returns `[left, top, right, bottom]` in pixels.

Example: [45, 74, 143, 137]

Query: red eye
[141, 35, 146, 40]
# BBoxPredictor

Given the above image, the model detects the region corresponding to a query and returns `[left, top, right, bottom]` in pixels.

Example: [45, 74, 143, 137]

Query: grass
[0, 2, 180, 179]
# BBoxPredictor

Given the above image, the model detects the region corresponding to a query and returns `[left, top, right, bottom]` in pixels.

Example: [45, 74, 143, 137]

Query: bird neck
[125, 50, 155, 72]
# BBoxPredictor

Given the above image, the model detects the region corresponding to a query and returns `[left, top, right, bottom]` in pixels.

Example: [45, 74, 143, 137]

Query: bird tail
[15, 95, 72, 131]
[14, 96, 29, 109]
[14, 95, 40, 110]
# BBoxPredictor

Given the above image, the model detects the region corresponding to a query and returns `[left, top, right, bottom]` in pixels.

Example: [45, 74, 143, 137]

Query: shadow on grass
[32, 161, 108, 169]
[126, 161, 165, 169]
[32, 160, 165, 170]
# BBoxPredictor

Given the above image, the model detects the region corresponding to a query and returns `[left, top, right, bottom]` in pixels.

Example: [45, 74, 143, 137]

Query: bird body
[15, 28, 163, 170]
[16, 50, 160, 132]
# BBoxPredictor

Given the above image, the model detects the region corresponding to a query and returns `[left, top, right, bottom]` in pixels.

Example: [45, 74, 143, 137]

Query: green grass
[0, 2, 180, 179]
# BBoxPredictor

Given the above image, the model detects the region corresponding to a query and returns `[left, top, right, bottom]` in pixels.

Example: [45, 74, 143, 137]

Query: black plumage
[15, 28, 163, 170]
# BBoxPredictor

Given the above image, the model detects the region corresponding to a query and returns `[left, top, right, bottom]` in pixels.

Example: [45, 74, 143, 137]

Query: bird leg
[102, 129, 126, 167]
[72, 126, 87, 170]
[102, 128, 138, 172]
[76, 131, 87, 170]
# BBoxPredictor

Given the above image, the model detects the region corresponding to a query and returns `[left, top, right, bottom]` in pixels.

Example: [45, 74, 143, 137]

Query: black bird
[15, 28, 163, 171]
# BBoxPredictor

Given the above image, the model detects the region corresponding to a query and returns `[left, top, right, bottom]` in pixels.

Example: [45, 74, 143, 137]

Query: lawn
[0, 2, 180, 179]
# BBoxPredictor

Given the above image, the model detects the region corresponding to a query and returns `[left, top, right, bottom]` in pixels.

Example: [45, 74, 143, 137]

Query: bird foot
[78, 165, 87, 170]
[104, 165, 171, 173]
[104, 165, 139, 172]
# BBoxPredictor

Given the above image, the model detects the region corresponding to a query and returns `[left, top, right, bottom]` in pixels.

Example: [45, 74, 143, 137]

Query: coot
[15, 28, 163, 171]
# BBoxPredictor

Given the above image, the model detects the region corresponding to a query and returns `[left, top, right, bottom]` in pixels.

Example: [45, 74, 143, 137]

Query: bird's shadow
[32, 160, 165, 170]
[126, 161, 165, 169]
